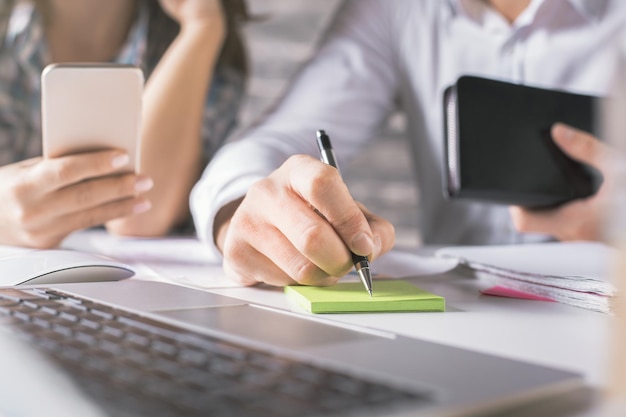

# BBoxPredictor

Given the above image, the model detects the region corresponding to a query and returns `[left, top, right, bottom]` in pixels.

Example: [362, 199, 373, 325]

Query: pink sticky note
[481, 285, 555, 302]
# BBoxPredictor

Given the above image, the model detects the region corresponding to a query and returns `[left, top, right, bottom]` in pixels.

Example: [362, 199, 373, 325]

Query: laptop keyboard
[0, 287, 430, 417]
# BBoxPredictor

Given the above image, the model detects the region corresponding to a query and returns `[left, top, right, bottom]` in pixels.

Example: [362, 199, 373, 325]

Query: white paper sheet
[436, 241, 617, 313]
[60, 230, 458, 290]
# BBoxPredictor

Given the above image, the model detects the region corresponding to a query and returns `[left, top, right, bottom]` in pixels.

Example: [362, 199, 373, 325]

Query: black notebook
[443, 75, 603, 208]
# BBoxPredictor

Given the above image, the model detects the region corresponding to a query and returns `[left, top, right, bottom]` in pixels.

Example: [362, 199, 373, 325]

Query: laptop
[0, 279, 582, 417]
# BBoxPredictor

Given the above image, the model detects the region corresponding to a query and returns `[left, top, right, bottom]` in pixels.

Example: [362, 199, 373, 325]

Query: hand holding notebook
[443, 75, 603, 208]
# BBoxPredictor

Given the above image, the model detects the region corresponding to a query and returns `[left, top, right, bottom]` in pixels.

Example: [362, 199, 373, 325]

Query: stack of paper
[436, 242, 617, 314]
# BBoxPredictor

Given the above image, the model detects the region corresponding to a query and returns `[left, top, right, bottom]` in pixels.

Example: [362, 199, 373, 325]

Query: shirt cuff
[190, 175, 262, 263]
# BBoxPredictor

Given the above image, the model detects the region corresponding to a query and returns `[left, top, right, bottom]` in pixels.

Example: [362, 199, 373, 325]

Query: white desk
[203, 271, 605, 415]
[207, 272, 609, 386]
[62, 231, 612, 416]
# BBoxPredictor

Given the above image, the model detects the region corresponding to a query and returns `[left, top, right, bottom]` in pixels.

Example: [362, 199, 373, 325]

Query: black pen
[315, 130, 373, 297]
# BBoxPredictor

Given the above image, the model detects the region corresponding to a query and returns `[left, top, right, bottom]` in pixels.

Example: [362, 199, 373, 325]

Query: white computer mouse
[0, 249, 134, 286]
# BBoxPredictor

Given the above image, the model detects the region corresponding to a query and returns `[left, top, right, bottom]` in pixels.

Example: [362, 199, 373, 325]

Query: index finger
[287, 155, 375, 257]
[35, 150, 131, 192]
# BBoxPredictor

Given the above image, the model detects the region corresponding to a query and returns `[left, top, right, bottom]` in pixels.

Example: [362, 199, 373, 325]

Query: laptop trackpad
[157, 305, 379, 350]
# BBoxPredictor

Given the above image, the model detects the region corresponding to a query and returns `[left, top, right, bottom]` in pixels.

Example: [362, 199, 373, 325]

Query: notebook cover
[443, 75, 602, 208]
[284, 281, 445, 314]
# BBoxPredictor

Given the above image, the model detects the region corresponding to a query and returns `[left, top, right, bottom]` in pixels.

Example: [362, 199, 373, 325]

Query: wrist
[213, 197, 243, 254]
[179, 16, 225, 41]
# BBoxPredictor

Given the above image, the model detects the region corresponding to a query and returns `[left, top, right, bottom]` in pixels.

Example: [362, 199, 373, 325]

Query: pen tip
[368, 289, 373, 298]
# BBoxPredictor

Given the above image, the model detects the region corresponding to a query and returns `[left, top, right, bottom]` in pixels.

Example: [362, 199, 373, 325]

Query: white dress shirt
[191, 0, 626, 261]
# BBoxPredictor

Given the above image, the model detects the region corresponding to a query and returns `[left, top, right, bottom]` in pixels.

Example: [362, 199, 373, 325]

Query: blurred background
[236, 0, 421, 248]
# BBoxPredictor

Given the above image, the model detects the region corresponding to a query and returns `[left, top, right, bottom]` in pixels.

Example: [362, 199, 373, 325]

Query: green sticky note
[284, 280, 445, 314]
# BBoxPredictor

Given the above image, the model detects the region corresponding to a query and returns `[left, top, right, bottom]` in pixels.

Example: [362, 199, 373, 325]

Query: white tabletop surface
[206, 269, 609, 386]
[60, 230, 615, 416]
[203, 262, 611, 417]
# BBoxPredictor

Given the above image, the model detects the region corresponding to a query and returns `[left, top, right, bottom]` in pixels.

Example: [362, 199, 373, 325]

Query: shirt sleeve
[190, 0, 399, 261]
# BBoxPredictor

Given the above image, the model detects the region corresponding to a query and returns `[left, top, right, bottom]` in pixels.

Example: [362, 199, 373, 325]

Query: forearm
[108, 20, 224, 236]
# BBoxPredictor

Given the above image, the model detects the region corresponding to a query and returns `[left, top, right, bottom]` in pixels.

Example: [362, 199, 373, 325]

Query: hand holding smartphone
[41, 63, 144, 172]
[0, 63, 152, 248]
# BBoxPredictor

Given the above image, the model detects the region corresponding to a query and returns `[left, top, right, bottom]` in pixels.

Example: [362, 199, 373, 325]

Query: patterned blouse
[0, 0, 245, 167]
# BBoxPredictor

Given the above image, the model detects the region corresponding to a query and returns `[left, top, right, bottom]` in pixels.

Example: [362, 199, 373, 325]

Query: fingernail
[133, 200, 152, 214]
[554, 124, 574, 141]
[135, 177, 154, 193]
[351, 232, 374, 255]
[373, 235, 382, 256]
[112, 154, 130, 169]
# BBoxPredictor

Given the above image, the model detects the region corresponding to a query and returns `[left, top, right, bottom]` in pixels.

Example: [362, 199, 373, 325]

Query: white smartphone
[41, 63, 144, 172]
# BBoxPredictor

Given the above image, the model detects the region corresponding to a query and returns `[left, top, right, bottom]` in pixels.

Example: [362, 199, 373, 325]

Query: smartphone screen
[41, 63, 144, 173]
